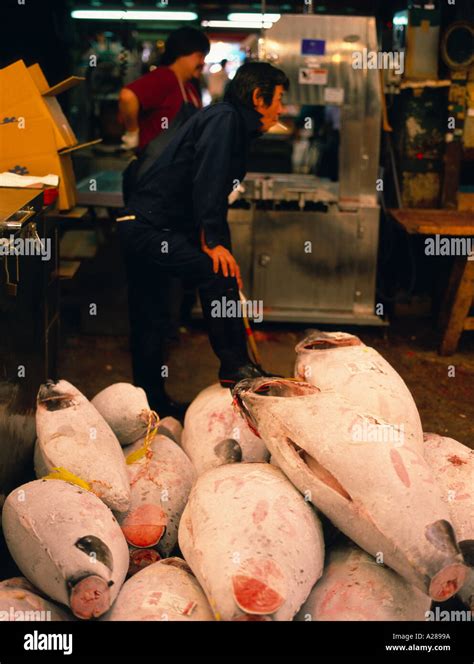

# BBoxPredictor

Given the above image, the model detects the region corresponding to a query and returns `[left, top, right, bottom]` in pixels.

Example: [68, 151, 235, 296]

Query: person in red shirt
[118, 27, 210, 151]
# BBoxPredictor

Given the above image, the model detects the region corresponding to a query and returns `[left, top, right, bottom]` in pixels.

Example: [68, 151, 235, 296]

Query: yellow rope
[42, 467, 92, 491]
[126, 410, 160, 465]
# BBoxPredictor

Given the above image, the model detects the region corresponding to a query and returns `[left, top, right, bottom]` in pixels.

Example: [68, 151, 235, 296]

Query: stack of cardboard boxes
[0, 59, 100, 210]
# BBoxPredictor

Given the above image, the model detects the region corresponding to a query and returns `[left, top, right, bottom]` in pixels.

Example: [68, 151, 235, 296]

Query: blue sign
[301, 39, 325, 56]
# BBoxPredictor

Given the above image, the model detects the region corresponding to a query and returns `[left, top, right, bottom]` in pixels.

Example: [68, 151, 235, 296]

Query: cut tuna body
[178, 462, 324, 621]
[233, 378, 467, 601]
[2, 479, 129, 619]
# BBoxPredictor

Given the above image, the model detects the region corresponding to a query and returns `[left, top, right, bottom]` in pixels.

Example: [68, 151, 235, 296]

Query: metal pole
[259, 0, 267, 59]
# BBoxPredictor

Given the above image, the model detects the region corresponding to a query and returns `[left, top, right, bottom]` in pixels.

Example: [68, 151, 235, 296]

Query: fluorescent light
[228, 13, 281, 23]
[202, 20, 273, 29]
[71, 9, 198, 21]
[125, 11, 197, 20]
[393, 13, 408, 26]
[72, 10, 124, 19]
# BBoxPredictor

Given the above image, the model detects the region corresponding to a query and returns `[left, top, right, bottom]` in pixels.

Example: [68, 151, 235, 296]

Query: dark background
[2, 0, 470, 84]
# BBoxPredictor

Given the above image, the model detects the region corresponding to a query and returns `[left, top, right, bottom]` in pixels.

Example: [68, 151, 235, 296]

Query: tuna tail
[425, 520, 468, 601]
[425, 520, 461, 556]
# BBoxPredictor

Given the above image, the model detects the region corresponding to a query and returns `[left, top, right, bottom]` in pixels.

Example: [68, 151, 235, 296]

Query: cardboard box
[0, 60, 82, 151]
[0, 116, 57, 159]
[0, 60, 101, 210]
[27, 63, 81, 150]
[0, 133, 101, 210]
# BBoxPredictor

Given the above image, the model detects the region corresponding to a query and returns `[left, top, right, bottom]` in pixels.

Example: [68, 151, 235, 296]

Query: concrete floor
[59, 317, 474, 449]
[57, 216, 473, 448]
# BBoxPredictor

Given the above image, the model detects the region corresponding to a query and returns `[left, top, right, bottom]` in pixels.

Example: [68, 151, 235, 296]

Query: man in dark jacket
[118, 62, 289, 416]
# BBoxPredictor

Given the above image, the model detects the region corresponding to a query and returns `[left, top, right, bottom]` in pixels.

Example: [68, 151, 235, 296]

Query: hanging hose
[239, 290, 261, 366]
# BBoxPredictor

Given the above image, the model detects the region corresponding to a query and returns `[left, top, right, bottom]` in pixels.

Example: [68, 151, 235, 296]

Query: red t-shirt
[126, 66, 201, 150]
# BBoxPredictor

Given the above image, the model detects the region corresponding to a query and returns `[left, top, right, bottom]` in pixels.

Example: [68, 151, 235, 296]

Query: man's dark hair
[161, 27, 210, 65]
[224, 62, 289, 108]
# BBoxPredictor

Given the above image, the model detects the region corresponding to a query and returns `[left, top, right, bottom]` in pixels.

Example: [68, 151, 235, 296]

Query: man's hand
[200, 230, 243, 290]
[121, 129, 140, 150]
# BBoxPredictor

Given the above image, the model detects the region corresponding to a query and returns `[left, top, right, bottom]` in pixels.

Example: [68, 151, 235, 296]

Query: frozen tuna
[0, 577, 41, 593]
[157, 416, 183, 446]
[233, 378, 467, 601]
[181, 383, 269, 475]
[35, 380, 130, 512]
[294, 331, 423, 450]
[424, 433, 474, 610]
[2, 479, 129, 619]
[178, 462, 324, 620]
[0, 577, 73, 621]
[120, 434, 196, 556]
[0, 578, 73, 622]
[295, 540, 431, 621]
[104, 558, 213, 621]
[127, 547, 161, 578]
[91, 383, 153, 447]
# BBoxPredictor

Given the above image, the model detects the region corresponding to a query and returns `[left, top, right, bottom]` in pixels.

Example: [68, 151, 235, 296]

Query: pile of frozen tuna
[1, 331, 472, 621]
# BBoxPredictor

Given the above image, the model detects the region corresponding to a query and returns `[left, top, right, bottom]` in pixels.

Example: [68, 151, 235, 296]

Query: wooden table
[388, 209, 474, 355]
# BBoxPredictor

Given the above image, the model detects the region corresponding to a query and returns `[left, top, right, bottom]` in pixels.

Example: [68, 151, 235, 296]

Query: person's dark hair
[161, 27, 210, 65]
[224, 62, 289, 108]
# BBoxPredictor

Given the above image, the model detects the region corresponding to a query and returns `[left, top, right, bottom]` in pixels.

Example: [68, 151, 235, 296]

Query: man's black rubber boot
[218, 363, 280, 389]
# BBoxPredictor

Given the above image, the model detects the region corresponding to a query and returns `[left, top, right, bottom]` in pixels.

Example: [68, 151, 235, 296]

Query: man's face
[253, 85, 285, 132]
[180, 51, 206, 79]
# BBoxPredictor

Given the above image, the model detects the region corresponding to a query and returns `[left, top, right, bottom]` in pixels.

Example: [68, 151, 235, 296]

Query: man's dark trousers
[118, 218, 250, 408]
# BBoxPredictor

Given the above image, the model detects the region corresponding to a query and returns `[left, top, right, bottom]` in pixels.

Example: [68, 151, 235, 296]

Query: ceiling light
[393, 13, 408, 26]
[227, 13, 281, 23]
[202, 20, 273, 29]
[71, 9, 198, 21]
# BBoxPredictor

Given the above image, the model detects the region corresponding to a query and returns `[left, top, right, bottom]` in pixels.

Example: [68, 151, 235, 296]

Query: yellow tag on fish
[43, 467, 91, 491]
[126, 410, 160, 465]
[125, 444, 149, 465]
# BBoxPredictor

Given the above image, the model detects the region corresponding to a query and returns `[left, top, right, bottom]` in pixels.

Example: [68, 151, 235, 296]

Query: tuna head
[37, 380, 78, 411]
[232, 378, 467, 601]
[233, 377, 319, 438]
[295, 330, 363, 353]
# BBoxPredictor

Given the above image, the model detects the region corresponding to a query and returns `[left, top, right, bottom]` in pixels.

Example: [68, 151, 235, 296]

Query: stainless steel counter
[0, 188, 44, 226]
[76, 168, 383, 325]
